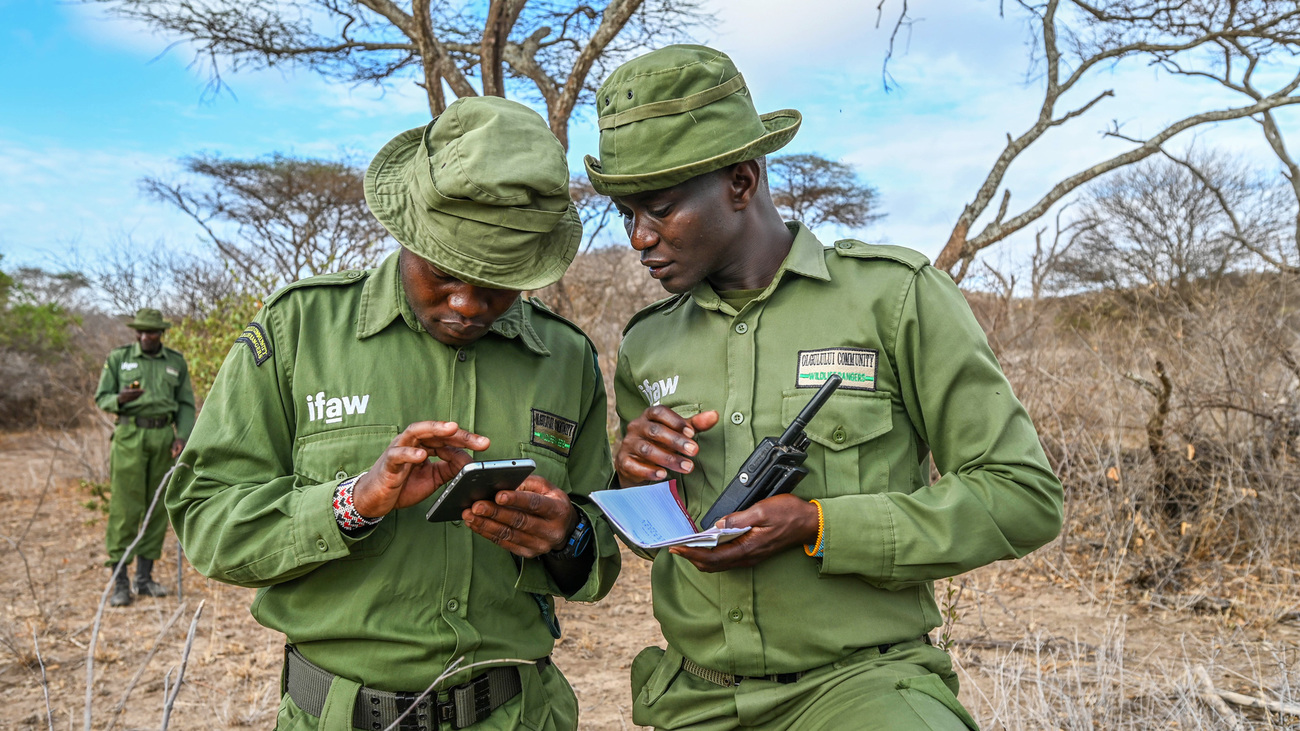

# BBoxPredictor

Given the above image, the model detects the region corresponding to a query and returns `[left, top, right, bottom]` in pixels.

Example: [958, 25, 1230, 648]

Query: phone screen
[424, 459, 537, 523]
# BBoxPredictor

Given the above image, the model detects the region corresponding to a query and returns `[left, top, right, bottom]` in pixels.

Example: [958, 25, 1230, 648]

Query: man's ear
[727, 160, 763, 212]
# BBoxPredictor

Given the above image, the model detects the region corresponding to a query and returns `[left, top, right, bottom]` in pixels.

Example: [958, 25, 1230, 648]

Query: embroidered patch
[166, 367, 179, 377]
[120, 362, 138, 371]
[236, 322, 272, 366]
[531, 409, 577, 458]
[796, 347, 878, 391]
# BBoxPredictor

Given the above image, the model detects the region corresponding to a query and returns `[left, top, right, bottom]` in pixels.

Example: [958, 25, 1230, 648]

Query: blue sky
[3, 0, 1296, 277]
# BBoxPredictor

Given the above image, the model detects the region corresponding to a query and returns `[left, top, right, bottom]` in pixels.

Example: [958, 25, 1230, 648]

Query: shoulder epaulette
[622, 293, 687, 336]
[525, 298, 595, 349]
[111, 344, 132, 353]
[831, 240, 930, 271]
[262, 269, 370, 309]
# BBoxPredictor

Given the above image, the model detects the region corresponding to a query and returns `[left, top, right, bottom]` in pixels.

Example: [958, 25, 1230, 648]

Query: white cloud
[0, 135, 201, 268]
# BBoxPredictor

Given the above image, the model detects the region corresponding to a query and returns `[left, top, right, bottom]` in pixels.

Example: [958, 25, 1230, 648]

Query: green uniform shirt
[168, 252, 620, 691]
[614, 223, 1063, 677]
[95, 343, 196, 440]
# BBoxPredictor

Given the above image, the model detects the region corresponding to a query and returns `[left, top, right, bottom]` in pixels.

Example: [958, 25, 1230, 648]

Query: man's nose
[627, 212, 658, 251]
[447, 286, 491, 319]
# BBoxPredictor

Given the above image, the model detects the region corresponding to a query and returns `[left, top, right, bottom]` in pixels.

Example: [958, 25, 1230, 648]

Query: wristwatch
[550, 513, 592, 560]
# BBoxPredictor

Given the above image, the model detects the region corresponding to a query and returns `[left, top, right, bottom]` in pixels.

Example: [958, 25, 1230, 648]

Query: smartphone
[424, 459, 537, 523]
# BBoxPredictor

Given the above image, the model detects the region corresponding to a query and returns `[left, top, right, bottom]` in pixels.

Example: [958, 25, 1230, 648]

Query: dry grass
[3, 267, 1300, 729]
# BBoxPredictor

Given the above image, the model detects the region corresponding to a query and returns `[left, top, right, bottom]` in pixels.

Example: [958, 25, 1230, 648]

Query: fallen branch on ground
[1196, 664, 1300, 717]
[105, 601, 188, 731]
[84, 463, 179, 731]
[160, 599, 205, 730]
[32, 626, 53, 731]
[1193, 665, 1246, 730]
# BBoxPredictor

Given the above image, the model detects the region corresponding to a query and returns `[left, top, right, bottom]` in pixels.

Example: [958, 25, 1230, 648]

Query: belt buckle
[444, 671, 495, 729]
[393, 691, 426, 731]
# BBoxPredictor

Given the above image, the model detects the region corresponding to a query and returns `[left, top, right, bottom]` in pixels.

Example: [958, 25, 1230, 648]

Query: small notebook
[590, 480, 750, 549]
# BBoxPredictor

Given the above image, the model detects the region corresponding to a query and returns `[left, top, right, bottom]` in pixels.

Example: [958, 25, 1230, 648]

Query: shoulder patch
[622, 294, 688, 336]
[832, 240, 930, 271]
[262, 269, 369, 309]
[236, 322, 272, 366]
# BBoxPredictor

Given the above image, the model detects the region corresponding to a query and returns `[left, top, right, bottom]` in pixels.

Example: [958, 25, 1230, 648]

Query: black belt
[681, 635, 933, 688]
[283, 646, 550, 730]
[116, 415, 172, 429]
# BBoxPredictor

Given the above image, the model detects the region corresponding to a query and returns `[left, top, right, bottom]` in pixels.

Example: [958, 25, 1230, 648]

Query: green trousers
[274, 660, 578, 731]
[106, 421, 174, 565]
[631, 639, 979, 731]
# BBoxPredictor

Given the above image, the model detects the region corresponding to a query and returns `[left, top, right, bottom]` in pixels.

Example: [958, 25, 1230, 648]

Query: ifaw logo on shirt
[121, 362, 139, 372]
[305, 391, 371, 425]
[638, 375, 679, 406]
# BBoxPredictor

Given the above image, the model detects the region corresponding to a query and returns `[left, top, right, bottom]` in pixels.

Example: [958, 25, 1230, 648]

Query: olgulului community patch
[796, 347, 877, 391]
[531, 409, 577, 457]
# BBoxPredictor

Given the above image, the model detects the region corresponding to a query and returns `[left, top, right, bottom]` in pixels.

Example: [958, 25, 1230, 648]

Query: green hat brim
[126, 319, 170, 331]
[584, 109, 801, 197]
[365, 126, 581, 291]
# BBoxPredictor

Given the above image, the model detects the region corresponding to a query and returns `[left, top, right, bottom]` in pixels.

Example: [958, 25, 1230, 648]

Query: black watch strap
[550, 513, 592, 560]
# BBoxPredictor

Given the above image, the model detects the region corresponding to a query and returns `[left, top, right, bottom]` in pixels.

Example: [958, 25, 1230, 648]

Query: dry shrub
[990, 272, 1300, 616]
[958, 616, 1299, 730]
[0, 312, 129, 431]
[535, 246, 667, 437]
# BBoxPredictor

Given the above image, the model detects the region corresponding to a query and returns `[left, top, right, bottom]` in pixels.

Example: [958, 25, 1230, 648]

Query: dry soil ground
[2, 429, 1296, 730]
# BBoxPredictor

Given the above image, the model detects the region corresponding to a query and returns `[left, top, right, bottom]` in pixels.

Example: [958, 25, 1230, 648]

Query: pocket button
[832, 427, 847, 444]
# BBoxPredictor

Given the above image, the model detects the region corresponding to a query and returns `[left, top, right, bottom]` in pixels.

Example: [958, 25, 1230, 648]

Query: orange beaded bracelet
[804, 499, 825, 558]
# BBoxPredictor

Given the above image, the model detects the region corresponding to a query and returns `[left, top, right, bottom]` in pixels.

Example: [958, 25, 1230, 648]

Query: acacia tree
[768, 153, 884, 231]
[877, 0, 1300, 281]
[1054, 152, 1282, 299]
[142, 154, 392, 295]
[90, 0, 705, 149]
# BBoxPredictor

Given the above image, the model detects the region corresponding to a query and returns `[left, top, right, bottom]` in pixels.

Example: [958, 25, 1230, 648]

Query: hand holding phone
[351, 421, 489, 519]
[425, 459, 537, 522]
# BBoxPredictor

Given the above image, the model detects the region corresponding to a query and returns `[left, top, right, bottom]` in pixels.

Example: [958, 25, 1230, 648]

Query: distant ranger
[590, 45, 1065, 730]
[94, 307, 194, 607]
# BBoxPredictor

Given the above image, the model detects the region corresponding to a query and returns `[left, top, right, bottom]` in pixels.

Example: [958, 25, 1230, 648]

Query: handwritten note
[590, 481, 749, 549]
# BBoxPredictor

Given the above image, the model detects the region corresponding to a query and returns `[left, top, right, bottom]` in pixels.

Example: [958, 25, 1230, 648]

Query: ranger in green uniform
[94, 307, 195, 607]
[585, 46, 1064, 730]
[168, 97, 619, 731]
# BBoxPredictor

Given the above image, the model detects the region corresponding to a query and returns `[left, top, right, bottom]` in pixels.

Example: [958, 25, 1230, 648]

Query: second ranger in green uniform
[587, 45, 1065, 730]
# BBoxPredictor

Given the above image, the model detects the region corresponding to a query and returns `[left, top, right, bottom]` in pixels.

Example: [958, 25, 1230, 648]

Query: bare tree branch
[160, 600, 205, 730]
[902, 0, 1300, 278]
[90, 0, 710, 149]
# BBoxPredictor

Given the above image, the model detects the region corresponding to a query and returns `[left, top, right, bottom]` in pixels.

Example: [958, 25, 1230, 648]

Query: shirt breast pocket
[518, 443, 570, 493]
[293, 425, 400, 558]
[781, 389, 893, 498]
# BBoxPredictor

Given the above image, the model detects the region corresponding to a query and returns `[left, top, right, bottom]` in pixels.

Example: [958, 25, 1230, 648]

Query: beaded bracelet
[333, 472, 382, 532]
[804, 499, 825, 558]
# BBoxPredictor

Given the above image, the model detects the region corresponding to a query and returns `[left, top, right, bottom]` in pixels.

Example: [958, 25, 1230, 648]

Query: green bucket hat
[126, 308, 170, 331]
[584, 44, 801, 197]
[365, 96, 581, 290]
